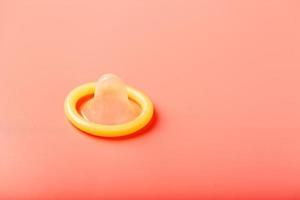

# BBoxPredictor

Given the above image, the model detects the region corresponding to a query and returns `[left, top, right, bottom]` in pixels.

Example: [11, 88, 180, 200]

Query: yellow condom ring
[64, 82, 154, 137]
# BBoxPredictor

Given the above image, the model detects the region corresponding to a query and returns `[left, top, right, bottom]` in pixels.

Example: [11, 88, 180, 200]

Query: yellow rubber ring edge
[64, 82, 154, 137]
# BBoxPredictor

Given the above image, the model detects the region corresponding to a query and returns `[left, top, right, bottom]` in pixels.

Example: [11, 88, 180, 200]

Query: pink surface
[1, 0, 300, 199]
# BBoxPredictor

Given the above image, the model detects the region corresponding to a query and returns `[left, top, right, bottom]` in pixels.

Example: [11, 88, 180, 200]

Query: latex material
[81, 74, 141, 125]
[64, 82, 153, 137]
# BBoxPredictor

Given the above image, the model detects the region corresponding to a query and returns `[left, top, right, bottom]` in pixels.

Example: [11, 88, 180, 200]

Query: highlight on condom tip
[64, 73, 154, 137]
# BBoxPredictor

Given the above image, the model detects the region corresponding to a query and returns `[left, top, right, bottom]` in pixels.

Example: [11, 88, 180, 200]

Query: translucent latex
[81, 74, 141, 125]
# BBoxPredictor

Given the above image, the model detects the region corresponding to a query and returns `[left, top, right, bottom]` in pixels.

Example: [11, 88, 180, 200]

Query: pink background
[1, 0, 300, 199]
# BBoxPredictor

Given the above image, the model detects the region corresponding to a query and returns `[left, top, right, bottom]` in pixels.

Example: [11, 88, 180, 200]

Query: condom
[64, 73, 154, 137]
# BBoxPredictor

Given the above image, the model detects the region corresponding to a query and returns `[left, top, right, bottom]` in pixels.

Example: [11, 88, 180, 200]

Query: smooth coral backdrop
[1, 0, 300, 199]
